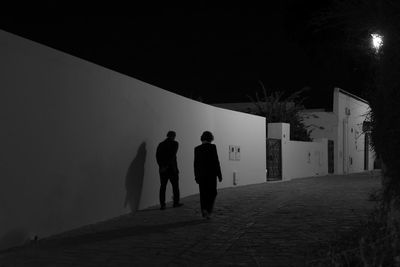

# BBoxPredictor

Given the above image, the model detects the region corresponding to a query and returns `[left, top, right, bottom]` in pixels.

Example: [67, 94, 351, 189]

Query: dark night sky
[0, 4, 370, 110]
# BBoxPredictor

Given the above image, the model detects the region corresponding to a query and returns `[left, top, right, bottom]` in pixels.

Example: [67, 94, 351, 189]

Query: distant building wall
[283, 139, 328, 180]
[211, 102, 257, 113]
[212, 102, 295, 115]
[300, 88, 375, 174]
[333, 88, 374, 174]
[268, 123, 328, 180]
[0, 30, 266, 249]
[300, 110, 336, 175]
[300, 110, 337, 141]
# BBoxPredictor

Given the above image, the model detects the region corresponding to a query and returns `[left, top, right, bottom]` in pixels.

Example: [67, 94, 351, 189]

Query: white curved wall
[0, 30, 266, 249]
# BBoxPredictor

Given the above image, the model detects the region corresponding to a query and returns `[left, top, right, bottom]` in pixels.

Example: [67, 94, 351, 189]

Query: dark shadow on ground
[124, 141, 147, 213]
[137, 207, 163, 212]
[12, 219, 207, 250]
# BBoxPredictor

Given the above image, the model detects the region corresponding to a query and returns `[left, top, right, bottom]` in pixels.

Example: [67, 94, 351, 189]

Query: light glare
[371, 33, 383, 53]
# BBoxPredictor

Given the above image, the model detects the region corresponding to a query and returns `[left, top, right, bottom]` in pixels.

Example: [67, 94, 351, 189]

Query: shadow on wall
[124, 141, 147, 213]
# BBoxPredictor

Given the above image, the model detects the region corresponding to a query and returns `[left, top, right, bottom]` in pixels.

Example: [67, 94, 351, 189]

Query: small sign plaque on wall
[235, 147, 240, 160]
[229, 145, 241, 161]
[229, 146, 235, 160]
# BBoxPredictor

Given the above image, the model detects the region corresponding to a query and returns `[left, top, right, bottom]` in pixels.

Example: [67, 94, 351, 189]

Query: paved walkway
[0, 171, 381, 267]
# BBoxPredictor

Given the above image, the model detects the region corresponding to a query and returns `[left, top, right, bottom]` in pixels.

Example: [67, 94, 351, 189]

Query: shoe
[160, 205, 166, 210]
[173, 203, 183, 208]
[202, 209, 209, 218]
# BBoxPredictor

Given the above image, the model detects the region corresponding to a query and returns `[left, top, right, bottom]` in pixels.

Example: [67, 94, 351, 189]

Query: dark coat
[194, 143, 222, 183]
[156, 138, 179, 175]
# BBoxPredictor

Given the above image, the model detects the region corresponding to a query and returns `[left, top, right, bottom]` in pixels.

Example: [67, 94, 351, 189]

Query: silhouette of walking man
[194, 131, 222, 219]
[156, 131, 183, 210]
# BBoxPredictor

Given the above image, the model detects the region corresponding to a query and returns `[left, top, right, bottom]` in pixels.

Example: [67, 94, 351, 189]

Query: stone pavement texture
[0, 171, 381, 267]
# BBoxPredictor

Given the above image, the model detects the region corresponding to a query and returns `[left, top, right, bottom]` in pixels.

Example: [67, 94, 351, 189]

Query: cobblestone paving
[0, 171, 381, 267]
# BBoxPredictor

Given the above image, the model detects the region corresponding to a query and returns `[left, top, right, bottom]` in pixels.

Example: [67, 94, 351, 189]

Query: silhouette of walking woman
[194, 131, 223, 219]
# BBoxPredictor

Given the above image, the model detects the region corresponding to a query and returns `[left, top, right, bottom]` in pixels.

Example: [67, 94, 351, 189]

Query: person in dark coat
[156, 131, 183, 210]
[194, 131, 223, 219]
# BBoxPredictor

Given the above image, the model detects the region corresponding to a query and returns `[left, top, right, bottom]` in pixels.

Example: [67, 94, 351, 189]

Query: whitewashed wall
[268, 123, 328, 180]
[333, 88, 374, 174]
[300, 88, 375, 174]
[0, 30, 266, 249]
[300, 110, 337, 141]
[282, 139, 328, 180]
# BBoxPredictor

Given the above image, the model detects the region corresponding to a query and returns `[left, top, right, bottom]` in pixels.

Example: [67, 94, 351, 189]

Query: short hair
[167, 131, 176, 138]
[201, 131, 214, 142]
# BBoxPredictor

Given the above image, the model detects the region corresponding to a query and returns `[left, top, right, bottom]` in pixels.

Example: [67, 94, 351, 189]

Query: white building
[300, 88, 375, 174]
[214, 103, 329, 180]
[213, 87, 376, 175]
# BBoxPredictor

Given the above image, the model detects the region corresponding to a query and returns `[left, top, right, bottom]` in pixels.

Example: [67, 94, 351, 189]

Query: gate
[266, 138, 282, 181]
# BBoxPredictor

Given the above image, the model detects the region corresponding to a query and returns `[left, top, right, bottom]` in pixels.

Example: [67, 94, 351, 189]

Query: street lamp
[371, 33, 383, 54]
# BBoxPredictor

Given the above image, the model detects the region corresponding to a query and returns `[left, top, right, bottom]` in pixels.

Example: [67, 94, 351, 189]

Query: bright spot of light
[371, 33, 383, 53]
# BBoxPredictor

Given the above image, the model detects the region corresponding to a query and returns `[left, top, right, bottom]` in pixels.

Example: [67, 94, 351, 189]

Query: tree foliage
[248, 81, 312, 141]
[310, 1, 400, 265]
[313, 0, 400, 201]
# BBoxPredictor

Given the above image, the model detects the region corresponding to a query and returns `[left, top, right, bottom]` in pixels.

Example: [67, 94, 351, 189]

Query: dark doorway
[328, 140, 334, 173]
[364, 133, 370, 170]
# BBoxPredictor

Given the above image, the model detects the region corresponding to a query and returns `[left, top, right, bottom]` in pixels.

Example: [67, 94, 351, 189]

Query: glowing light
[371, 33, 383, 53]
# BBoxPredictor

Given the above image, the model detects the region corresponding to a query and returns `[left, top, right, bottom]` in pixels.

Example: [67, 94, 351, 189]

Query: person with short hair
[156, 131, 183, 210]
[194, 131, 223, 219]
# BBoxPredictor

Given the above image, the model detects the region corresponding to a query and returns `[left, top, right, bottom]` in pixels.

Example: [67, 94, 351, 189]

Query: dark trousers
[199, 177, 217, 214]
[159, 174, 180, 206]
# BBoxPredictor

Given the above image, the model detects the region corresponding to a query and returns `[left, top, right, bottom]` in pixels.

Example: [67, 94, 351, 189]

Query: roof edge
[335, 87, 369, 104]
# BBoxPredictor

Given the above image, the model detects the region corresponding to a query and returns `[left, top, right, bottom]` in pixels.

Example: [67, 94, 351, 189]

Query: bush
[307, 189, 400, 266]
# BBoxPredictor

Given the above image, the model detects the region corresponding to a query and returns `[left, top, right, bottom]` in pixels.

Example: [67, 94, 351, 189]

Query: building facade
[213, 87, 376, 175]
[301, 88, 375, 174]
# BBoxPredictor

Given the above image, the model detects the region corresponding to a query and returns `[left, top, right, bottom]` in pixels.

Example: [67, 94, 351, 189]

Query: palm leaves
[248, 81, 311, 141]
